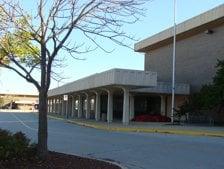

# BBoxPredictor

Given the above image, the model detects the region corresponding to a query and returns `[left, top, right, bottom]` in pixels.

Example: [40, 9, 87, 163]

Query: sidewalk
[48, 114, 224, 138]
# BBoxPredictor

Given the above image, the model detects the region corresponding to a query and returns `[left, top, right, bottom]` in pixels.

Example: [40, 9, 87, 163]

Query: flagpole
[171, 0, 177, 124]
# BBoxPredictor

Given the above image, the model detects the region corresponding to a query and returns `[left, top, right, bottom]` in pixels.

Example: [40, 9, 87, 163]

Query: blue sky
[1, 0, 224, 94]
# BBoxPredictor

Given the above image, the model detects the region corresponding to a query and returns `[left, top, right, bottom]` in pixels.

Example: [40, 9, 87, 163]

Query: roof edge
[134, 4, 224, 52]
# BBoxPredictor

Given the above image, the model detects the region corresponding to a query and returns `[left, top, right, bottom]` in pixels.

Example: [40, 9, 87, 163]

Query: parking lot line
[10, 112, 38, 131]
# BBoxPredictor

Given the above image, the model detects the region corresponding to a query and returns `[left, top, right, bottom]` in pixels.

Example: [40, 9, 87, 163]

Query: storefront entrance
[134, 95, 161, 116]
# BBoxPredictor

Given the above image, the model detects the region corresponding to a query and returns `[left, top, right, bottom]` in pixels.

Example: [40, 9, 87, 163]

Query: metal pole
[171, 0, 177, 123]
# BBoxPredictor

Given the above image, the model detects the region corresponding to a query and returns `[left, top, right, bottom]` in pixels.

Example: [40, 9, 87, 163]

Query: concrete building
[0, 93, 38, 110]
[48, 4, 224, 124]
[135, 4, 224, 92]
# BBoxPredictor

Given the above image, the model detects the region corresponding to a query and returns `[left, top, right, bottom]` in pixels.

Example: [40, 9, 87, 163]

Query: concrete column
[60, 98, 64, 116]
[49, 99, 52, 113]
[48, 99, 51, 113]
[95, 92, 101, 121]
[160, 95, 166, 116]
[62, 99, 65, 117]
[59, 98, 62, 115]
[65, 98, 69, 119]
[53, 98, 56, 114]
[56, 98, 59, 114]
[107, 90, 113, 123]
[71, 96, 75, 118]
[51, 98, 54, 113]
[122, 88, 130, 125]
[47, 99, 50, 113]
[78, 95, 83, 118]
[85, 93, 90, 119]
[68, 97, 73, 118]
[129, 94, 135, 120]
[57, 98, 59, 115]
[58, 98, 61, 114]
[51, 98, 53, 113]
[50, 99, 53, 113]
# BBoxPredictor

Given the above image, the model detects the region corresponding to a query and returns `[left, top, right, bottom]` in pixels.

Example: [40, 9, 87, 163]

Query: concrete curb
[48, 115, 224, 138]
[19, 113, 126, 168]
[96, 158, 128, 169]
[47, 115, 127, 168]
[60, 152, 128, 169]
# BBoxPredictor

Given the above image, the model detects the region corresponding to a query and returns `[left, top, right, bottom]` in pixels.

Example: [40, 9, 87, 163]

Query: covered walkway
[48, 69, 189, 125]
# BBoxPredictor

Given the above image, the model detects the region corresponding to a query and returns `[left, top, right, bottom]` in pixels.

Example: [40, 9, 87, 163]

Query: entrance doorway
[134, 95, 161, 116]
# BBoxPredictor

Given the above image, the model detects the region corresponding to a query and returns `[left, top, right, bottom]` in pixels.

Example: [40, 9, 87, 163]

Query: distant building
[48, 4, 224, 124]
[0, 93, 38, 110]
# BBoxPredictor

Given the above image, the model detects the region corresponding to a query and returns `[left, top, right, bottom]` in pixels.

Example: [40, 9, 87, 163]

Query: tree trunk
[37, 89, 48, 158]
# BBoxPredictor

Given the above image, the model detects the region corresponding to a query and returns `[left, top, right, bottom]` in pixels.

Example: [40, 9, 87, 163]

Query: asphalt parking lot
[0, 112, 224, 169]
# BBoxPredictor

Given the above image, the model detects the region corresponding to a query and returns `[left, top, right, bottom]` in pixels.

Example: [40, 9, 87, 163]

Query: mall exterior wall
[48, 68, 157, 96]
[47, 4, 224, 124]
[48, 69, 159, 124]
[0, 93, 38, 110]
[135, 4, 224, 92]
[144, 23, 224, 92]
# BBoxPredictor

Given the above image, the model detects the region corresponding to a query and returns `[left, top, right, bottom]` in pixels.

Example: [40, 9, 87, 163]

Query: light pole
[171, 0, 177, 123]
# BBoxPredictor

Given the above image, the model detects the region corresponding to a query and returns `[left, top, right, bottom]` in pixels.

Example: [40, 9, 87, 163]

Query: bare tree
[0, 0, 147, 158]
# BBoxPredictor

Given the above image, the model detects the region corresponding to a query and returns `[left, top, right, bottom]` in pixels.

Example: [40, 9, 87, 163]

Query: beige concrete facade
[48, 5, 224, 124]
[0, 93, 38, 110]
[48, 69, 161, 124]
[48, 69, 157, 96]
[135, 4, 224, 92]
[135, 4, 224, 52]
[144, 23, 224, 92]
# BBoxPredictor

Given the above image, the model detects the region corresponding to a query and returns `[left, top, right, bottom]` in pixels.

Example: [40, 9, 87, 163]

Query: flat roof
[48, 69, 157, 97]
[135, 4, 224, 52]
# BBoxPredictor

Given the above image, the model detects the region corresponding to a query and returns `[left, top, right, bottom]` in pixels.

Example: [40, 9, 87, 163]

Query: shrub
[179, 59, 224, 124]
[132, 114, 171, 122]
[0, 129, 37, 160]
